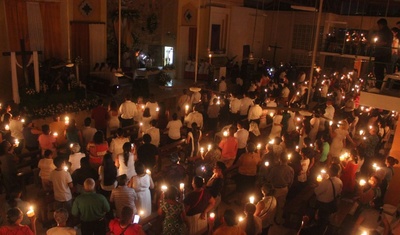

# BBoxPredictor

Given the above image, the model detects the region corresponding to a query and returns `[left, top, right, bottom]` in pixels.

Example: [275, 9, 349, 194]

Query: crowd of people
[0, 50, 400, 235]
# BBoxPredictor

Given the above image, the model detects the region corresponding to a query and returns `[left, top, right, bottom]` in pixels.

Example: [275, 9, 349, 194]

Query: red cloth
[340, 161, 358, 193]
[0, 225, 34, 235]
[218, 136, 238, 160]
[109, 219, 142, 235]
[88, 141, 108, 165]
[91, 105, 108, 130]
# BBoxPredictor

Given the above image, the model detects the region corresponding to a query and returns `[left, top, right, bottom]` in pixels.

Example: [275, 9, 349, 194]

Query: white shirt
[239, 97, 254, 115]
[109, 137, 130, 160]
[184, 111, 203, 129]
[38, 158, 56, 180]
[81, 126, 97, 147]
[119, 100, 137, 119]
[248, 104, 263, 121]
[314, 176, 342, 203]
[281, 87, 290, 98]
[266, 100, 277, 116]
[9, 119, 24, 139]
[68, 152, 86, 173]
[230, 98, 241, 114]
[219, 80, 227, 92]
[324, 105, 335, 120]
[190, 91, 201, 104]
[234, 128, 249, 149]
[145, 126, 160, 146]
[166, 120, 182, 140]
[145, 101, 159, 120]
[49, 170, 72, 202]
[117, 152, 137, 179]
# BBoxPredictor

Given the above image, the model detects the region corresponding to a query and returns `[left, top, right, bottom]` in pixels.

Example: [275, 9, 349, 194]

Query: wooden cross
[2, 39, 42, 86]
[269, 42, 283, 66]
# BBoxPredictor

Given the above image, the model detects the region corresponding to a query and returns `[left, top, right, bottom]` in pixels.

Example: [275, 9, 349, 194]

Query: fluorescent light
[291, 5, 317, 12]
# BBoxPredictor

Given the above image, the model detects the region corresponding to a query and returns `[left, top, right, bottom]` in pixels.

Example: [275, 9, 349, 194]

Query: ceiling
[243, 0, 400, 17]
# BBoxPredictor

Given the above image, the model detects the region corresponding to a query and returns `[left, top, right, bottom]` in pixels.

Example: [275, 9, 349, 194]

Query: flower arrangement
[25, 88, 37, 96]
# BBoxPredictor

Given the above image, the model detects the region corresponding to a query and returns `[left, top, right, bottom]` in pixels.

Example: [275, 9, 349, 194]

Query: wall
[0, 0, 12, 101]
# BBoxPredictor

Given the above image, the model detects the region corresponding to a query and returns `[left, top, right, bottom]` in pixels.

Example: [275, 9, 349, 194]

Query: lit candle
[63, 165, 68, 171]
[15, 139, 19, 146]
[329, 121, 333, 126]
[200, 147, 204, 155]
[374, 37, 378, 43]
[363, 136, 367, 140]
[26, 206, 35, 217]
[70, 143, 73, 148]
[264, 161, 269, 167]
[369, 125, 373, 130]
[249, 196, 255, 204]
[156, 107, 159, 112]
[139, 122, 143, 126]
[316, 174, 323, 182]
[146, 169, 151, 175]
[207, 144, 212, 151]
[287, 154, 292, 160]
[209, 53, 212, 64]
[360, 106, 364, 111]
[185, 104, 189, 113]
[269, 139, 275, 145]
[141, 105, 145, 110]
[5, 124, 9, 130]
[180, 183, 185, 191]
[223, 131, 228, 137]
[65, 116, 69, 125]
[139, 210, 145, 216]
[297, 117, 301, 122]
[339, 154, 345, 161]
[53, 132, 58, 137]
[238, 216, 244, 222]
[359, 130, 364, 135]
[359, 179, 366, 186]
[209, 212, 215, 220]
[269, 112, 274, 117]
[361, 231, 368, 235]
[21, 118, 25, 123]
[161, 185, 167, 192]
[257, 143, 261, 150]
[321, 169, 326, 174]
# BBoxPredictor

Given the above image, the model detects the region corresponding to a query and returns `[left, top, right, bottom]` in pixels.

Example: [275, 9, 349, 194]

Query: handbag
[329, 178, 339, 213]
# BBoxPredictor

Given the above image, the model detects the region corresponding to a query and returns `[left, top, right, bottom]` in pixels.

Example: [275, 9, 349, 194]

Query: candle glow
[359, 179, 366, 186]
[27, 206, 35, 217]
[316, 174, 323, 182]
[180, 183, 185, 191]
[249, 196, 255, 204]
[161, 185, 168, 192]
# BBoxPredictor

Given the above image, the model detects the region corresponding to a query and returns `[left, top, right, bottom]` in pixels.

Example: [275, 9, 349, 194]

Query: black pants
[120, 118, 133, 128]
[233, 148, 246, 165]
[374, 57, 390, 89]
[81, 219, 107, 235]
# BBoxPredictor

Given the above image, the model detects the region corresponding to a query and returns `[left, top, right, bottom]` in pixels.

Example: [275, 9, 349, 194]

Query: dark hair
[191, 122, 200, 142]
[135, 161, 145, 175]
[143, 134, 152, 143]
[377, 18, 388, 26]
[247, 142, 256, 153]
[215, 161, 227, 172]
[7, 186, 22, 208]
[6, 207, 23, 225]
[172, 113, 178, 120]
[387, 156, 399, 166]
[102, 153, 117, 185]
[42, 124, 50, 135]
[244, 203, 256, 235]
[66, 119, 78, 132]
[223, 209, 237, 226]
[329, 163, 340, 177]
[122, 142, 132, 166]
[164, 186, 179, 200]
[93, 131, 105, 144]
[350, 148, 359, 164]
[116, 128, 124, 137]
[80, 156, 90, 168]
[44, 149, 53, 158]
[110, 100, 118, 111]
[84, 117, 92, 127]
[117, 174, 128, 186]
[150, 119, 157, 127]
[303, 137, 312, 146]
[120, 206, 134, 226]
[143, 108, 151, 118]
[53, 156, 65, 168]
[193, 176, 204, 188]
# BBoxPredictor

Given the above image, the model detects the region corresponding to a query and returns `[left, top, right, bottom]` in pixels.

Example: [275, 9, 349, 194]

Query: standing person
[234, 121, 249, 165]
[71, 157, 99, 194]
[229, 93, 241, 122]
[218, 126, 238, 168]
[379, 156, 399, 202]
[110, 175, 138, 218]
[266, 154, 294, 225]
[38, 150, 56, 191]
[91, 99, 108, 134]
[314, 164, 342, 233]
[239, 203, 262, 235]
[308, 113, 320, 143]
[247, 102, 263, 125]
[68, 143, 85, 173]
[177, 89, 191, 119]
[137, 134, 159, 171]
[46, 208, 77, 235]
[166, 113, 183, 143]
[219, 76, 227, 93]
[98, 153, 117, 198]
[22, 119, 42, 151]
[116, 142, 137, 180]
[81, 117, 97, 149]
[206, 161, 226, 210]
[130, 162, 154, 218]
[145, 94, 159, 120]
[186, 122, 202, 159]
[184, 176, 215, 235]
[87, 131, 108, 169]
[72, 178, 110, 235]
[107, 100, 120, 134]
[49, 157, 73, 211]
[49, 115, 67, 148]
[212, 209, 246, 235]
[119, 94, 137, 128]
[109, 128, 130, 160]
[207, 98, 220, 131]
[38, 124, 57, 156]
[371, 18, 393, 91]
[184, 105, 203, 129]
[144, 120, 160, 147]
[328, 120, 355, 161]
[65, 119, 83, 146]
[0, 208, 36, 235]
[340, 149, 359, 195]
[109, 206, 145, 235]
[239, 92, 254, 121]
[158, 186, 188, 235]
[9, 113, 24, 154]
[254, 184, 277, 235]
[269, 110, 283, 140]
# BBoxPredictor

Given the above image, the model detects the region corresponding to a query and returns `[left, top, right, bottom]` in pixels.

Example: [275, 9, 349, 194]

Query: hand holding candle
[209, 212, 215, 221]
[316, 174, 323, 182]
[359, 179, 366, 186]
[161, 185, 168, 192]
[27, 206, 35, 217]
[249, 196, 255, 204]
[180, 183, 185, 192]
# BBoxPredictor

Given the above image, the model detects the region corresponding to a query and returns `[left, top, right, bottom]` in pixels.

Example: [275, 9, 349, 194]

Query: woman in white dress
[329, 120, 355, 158]
[308, 113, 320, 143]
[108, 101, 120, 134]
[130, 161, 154, 218]
[116, 142, 137, 180]
[269, 110, 283, 140]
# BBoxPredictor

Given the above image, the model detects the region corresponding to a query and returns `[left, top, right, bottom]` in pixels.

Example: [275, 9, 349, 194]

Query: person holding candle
[46, 208, 77, 235]
[145, 94, 159, 120]
[340, 149, 359, 195]
[234, 121, 249, 165]
[87, 130, 108, 169]
[49, 115, 67, 148]
[268, 110, 283, 140]
[212, 209, 246, 235]
[166, 113, 183, 143]
[355, 175, 382, 209]
[206, 161, 226, 209]
[68, 143, 85, 173]
[329, 119, 355, 163]
[109, 206, 145, 235]
[130, 161, 154, 218]
[144, 119, 160, 147]
[110, 174, 138, 219]
[5, 187, 31, 227]
[239, 203, 262, 235]
[254, 184, 277, 234]
[38, 124, 57, 157]
[49, 156, 74, 211]
[0, 207, 36, 235]
[218, 126, 238, 168]
[22, 119, 42, 152]
[158, 186, 188, 235]
[116, 142, 137, 180]
[177, 89, 191, 119]
[186, 122, 202, 159]
[109, 128, 130, 161]
[184, 104, 203, 130]
[65, 119, 83, 147]
[9, 113, 24, 154]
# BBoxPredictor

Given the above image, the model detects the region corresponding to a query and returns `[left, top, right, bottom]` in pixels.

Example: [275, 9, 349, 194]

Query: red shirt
[218, 136, 238, 159]
[109, 219, 143, 235]
[87, 141, 109, 164]
[91, 105, 108, 130]
[0, 225, 34, 235]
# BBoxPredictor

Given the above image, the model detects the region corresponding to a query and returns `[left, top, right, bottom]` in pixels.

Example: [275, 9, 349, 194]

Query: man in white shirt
[166, 113, 183, 142]
[234, 121, 249, 164]
[266, 97, 277, 125]
[280, 84, 290, 104]
[9, 113, 24, 153]
[207, 98, 220, 130]
[239, 93, 254, 120]
[81, 117, 97, 148]
[177, 89, 191, 118]
[218, 76, 227, 93]
[184, 105, 203, 129]
[145, 120, 160, 147]
[118, 95, 137, 127]
[49, 157, 73, 210]
[229, 93, 241, 122]
[247, 102, 263, 125]
[145, 94, 159, 120]
[190, 90, 202, 105]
